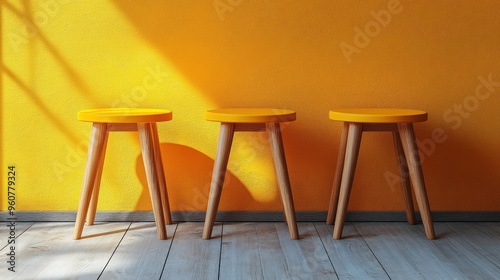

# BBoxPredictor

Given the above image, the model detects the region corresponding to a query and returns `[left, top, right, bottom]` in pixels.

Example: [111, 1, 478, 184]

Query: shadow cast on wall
[113, 0, 500, 211]
[135, 143, 281, 211]
[114, 0, 344, 211]
[2, 0, 498, 212]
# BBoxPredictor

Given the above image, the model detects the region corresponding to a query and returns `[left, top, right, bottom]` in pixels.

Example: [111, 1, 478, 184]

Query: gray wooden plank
[0, 222, 34, 250]
[220, 222, 337, 280]
[422, 223, 500, 278]
[355, 222, 462, 279]
[161, 222, 221, 280]
[275, 223, 337, 280]
[478, 222, 500, 236]
[0, 222, 130, 280]
[315, 223, 389, 280]
[100, 222, 177, 279]
[444, 222, 500, 269]
[355, 222, 500, 279]
[219, 223, 264, 280]
[485, 222, 500, 229]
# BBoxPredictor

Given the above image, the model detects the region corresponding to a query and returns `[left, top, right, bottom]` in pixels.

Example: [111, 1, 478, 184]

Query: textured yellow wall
[2, 0, 499, 212]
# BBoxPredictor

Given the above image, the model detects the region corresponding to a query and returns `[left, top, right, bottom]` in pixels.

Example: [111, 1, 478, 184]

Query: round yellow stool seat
[206, 108, 296, 123]
[329, 108, 427, 123]
[78, 108, 172, 123]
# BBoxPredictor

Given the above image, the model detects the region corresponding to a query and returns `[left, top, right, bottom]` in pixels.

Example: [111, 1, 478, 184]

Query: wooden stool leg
[333, 122, 362, 240]
[267, 122, 299, 240]
[85, 131, 109, 226]
[73, 123, 108, 240]
[151, 123, 172, 225]
[393, 131, 416, 225]
[327, 122, 349, 225]
[138, 123, 167, 240]
[203, 123, 235, 239]
[398, 123, 436, 240]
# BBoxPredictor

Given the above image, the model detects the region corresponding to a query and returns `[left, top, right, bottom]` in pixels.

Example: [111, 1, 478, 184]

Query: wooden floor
[1, 222, 500, 280]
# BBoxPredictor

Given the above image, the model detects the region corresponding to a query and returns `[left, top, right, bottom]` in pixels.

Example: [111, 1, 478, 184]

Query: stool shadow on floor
[135, 143, 258, 217]
[77, 223, 127, 239]
[79, 223, 157, 239]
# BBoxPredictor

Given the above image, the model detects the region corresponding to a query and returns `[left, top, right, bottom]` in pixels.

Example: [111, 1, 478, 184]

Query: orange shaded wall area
[2, 0, 499, 212]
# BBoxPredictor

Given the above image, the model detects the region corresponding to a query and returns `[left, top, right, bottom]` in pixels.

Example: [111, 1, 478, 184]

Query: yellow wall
[2, 0, 499, 212]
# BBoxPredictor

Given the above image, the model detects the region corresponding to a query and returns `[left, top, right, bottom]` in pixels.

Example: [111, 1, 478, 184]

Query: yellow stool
[326, 108, 435, 240]
[73, 108, 172, 240]
[203, 108, 299, 240]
